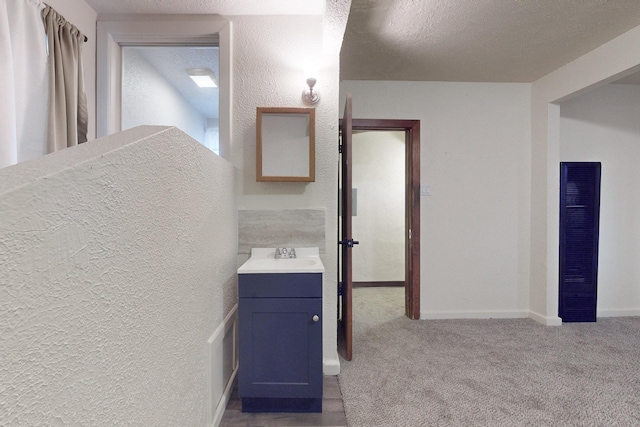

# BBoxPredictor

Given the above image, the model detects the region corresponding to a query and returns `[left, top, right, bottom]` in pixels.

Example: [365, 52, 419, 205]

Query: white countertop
[237, 247, 325, 274]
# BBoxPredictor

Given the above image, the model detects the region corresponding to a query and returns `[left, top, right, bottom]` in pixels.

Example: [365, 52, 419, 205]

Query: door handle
[312, 315, 320, 322]
[339, 239, 359, 247]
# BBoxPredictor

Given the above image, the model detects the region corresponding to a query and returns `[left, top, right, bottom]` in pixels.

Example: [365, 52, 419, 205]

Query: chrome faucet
[275, 247, 296, 259]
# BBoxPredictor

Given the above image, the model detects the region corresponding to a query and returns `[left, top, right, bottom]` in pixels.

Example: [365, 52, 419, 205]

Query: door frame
[96, 16, 231, 157]
[341, 118, 421, 319]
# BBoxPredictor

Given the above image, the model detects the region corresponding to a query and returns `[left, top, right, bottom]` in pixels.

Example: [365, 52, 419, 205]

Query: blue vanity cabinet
[238, 272, 323, 413]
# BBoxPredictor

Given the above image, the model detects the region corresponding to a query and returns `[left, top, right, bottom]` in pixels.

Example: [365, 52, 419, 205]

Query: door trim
[341, 118, 421, 319]
[96, 16, 231, 157]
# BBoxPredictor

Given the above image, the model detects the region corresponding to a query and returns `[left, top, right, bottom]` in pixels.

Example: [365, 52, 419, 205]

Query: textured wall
[352, 131, 405, 282]
[231, 15, 341, 373]
[0, 126, 238, 425]
[341, 81, 531, 319]
[560, 84, 640, 316]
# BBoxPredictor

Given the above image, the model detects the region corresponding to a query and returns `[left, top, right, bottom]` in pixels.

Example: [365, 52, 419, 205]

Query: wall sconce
[187, 68, 218, 88]
[302, 77, 320, 105]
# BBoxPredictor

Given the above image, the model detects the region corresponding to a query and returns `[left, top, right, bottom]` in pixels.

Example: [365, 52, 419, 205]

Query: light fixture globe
[302, 77, 320, 105]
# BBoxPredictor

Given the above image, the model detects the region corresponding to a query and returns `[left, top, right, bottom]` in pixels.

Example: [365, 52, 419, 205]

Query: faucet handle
[274, 247, 295, 258]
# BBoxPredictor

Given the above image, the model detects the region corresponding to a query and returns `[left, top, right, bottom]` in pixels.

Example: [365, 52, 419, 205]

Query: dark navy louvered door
[559, 162, 601, 322]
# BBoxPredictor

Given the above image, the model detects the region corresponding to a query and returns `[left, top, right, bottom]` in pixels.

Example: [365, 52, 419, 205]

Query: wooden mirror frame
[256, 107, 315, 182]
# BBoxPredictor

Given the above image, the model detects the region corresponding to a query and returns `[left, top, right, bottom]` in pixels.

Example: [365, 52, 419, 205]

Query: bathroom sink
[237, 247, 325, 274]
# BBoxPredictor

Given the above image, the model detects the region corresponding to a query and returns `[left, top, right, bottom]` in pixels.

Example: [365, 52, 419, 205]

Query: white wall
[341, 81, 531, 319]
[230, 15, 341, 373]
[352, 130, 405, 282]
[0, 127, 238, 426]
[560, 83, 640, 316]
[122, 48, 207, 144]
[530, 24, 640, 324]
[45, 0, 97, 141]
[4, 8, 348, 424]
[78, 9, 346, 374]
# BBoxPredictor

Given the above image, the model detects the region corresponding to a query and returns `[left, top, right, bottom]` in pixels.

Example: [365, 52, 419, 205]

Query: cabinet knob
[312, 315, 320, 322]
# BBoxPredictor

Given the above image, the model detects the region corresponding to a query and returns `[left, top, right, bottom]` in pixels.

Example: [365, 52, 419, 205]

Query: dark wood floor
[219, 376, 348, 427]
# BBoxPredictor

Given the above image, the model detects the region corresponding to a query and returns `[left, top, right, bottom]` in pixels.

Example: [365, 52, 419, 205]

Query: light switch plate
[420, 185, 432, 196]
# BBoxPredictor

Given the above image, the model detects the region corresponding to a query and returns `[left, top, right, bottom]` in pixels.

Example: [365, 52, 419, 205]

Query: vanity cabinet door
[238, 272, 323, 412]
[238, 297, 322, 399]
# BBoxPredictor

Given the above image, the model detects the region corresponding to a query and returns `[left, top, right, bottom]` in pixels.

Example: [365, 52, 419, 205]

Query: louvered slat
[559, 162, 601, 322]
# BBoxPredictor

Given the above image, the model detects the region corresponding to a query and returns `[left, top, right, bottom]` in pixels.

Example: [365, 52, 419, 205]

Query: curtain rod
[42, 3, 87, 42]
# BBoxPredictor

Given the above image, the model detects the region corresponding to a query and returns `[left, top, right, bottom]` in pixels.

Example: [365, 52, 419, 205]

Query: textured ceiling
[87, 0, 640, 91]
[341, 0, 640, 82]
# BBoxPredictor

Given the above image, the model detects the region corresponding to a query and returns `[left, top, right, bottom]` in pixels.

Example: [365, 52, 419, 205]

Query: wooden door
[338, 94, 356, 360]
[559, 162, 601, 322]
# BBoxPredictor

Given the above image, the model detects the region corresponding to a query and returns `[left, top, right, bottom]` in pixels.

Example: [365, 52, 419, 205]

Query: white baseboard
[323, 353, 341, 376]
[211, 367, 237, 427]
[529, 310, 562, 326]
[208, 305, 238, 427]
[421, 310, 529, 320]
[597, 309, 640, 317]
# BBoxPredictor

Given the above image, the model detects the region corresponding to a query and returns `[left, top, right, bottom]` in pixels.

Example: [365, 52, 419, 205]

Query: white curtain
[0, 0, 48, 169]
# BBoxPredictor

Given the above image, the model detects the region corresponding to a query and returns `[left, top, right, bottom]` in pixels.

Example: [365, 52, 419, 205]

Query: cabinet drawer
[239, 273, 322, 298]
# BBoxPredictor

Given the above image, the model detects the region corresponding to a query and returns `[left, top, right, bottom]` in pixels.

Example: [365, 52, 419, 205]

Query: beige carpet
[338, 287, 640, 426]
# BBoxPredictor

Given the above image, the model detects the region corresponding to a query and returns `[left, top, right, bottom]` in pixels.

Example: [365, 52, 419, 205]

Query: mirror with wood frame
[256, 107, 315, 182]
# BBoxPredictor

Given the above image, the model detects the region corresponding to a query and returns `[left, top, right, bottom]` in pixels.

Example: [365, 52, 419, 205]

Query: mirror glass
[257, 107, 315, 182]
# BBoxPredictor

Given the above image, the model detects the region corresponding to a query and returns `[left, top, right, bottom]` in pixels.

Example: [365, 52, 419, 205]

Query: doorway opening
[121, 45, 220, 153]
[350, 119, 420, 319]
[351, 130, 406, 291]
[338, 115, 420, 360]
[96, 16, 231, 158]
